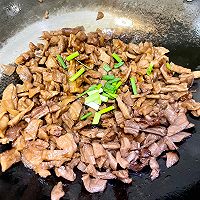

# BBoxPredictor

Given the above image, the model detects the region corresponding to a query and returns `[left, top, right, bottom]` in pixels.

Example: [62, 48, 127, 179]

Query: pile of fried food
[0, 27, 200, 199]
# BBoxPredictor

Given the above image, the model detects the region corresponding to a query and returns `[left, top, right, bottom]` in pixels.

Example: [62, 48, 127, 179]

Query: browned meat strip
[51, 182, 65, 200]
[149, 157, 160, 180]
[116, 96, 131, 119]
[0, 149, 21, 172]
[55, 165, 76, 181]
[166, 152, 179, 168]
[82, 174, 107, 193]
[80, 144, 96, 165]
[167, 112, 189, 136]
[169, 132, 191, 143]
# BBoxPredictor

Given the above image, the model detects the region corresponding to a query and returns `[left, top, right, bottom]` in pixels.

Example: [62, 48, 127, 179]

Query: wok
[0, 0, 200, 199]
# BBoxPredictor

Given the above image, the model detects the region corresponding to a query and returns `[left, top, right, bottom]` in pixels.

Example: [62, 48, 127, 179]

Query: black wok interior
[0, 0, 200, 199]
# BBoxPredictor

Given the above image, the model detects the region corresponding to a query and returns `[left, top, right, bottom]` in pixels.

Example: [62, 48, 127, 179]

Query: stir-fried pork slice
[23, 119, 42, 141]
[106, 151, 117, 170]
[77, 161, 87, 172]
[169, 132, 191, 143]
[112, 170, 132, 184]
[80, 128, 98, 138]
[85, 164, 116, 179]
[116, 96, 131, 119]
[82, 174, 107, 193]
[68, 101, 82, 121]
[31, 105, 50, 119]
[51, 182, 65, 200]
[92, 142, 106, 158]
[114, 111, 125, 125]
[164, 136, 178, 150]
[62, 112, 74, 129]
[166, 152, 179, 168]
[74, 119, 91, 130]
[192, 71, 200, 79]
[16, 65, 33, 82]
[124, 120, 140, 136]
[164, 104, 178, 124]
[149, 157, 160, 180]
[143, 127, 167, 136]
[167, 112, 189, 136]
[161, 83, 188, 93]
[80, 144, 96, 165]
[8, 102, 34, 126]
[55, 165, 76, 181]
[126, 151, 138, 163]
[55, 133, 77, 157]
[0, 149, 21, 172]
[148, 141, 168, 157]
[116, 151, 129, 169]
[143, 134, 161, 148]
[42, 150, 72, 161]
[170, 63, 191, 74]
[5, 122, 26, 142]
[120, 137, 131, 157]
[1, 86, 18, 117]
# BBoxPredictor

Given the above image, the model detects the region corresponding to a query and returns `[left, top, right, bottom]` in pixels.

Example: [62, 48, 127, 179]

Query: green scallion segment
[115, 81, 122, 90]
[99, 106, 115, 115]
[114, 61, 124, 69]
[96, 84, 102, 90]
[102, 75, 115, 81]
[80, 112, 92, 120]
[146, 63, 154, 76]
[100, 95, 108, 102]
[57, 55, 67, 69]
[92, 112, 101, 124]
[103, 82, 116, 94]
[103, 64, 112, 72]
[130, 77, 137, 95]
[112, 53, 122, 63]
[66, 51, 79, 61]
[77, 85, 98, 98]
[166, 63, 171, 70]
[69, 67, 85, 82]
[85, 92, 100, 103]
[108, 77, 121, 84]
[102, 92, 117, 99]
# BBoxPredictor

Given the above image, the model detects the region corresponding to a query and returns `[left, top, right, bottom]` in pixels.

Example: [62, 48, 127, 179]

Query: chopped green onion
[112, 53, 122, 63]
[80, 112, 92, 120]
[102, 75, 115, 81]
[103, 82, 116, 94]
[146, 63, 154, 76]
[87, 88, 103, 96]
[166, 63, 171, 70]
[77, 85, 98, 98]
[57, 55, 67, 69]
[115, 81, 122, 90]
[85, 102, 99, 111]
[69, 67, 85, 82]
[85, 92, 101, 104]
[103, 64, 112, 72]
[130, 77, 138, 95]
[92, 112, 101, 124]
[100, 95, 108, 102]
[99, 106, 115, 115]
[96, 84, 102, 90]
[102, 92, 117, 99]
[114, 61, 124, 69]
[108, 77, 121, 84]
[66, 51, 79, 61]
